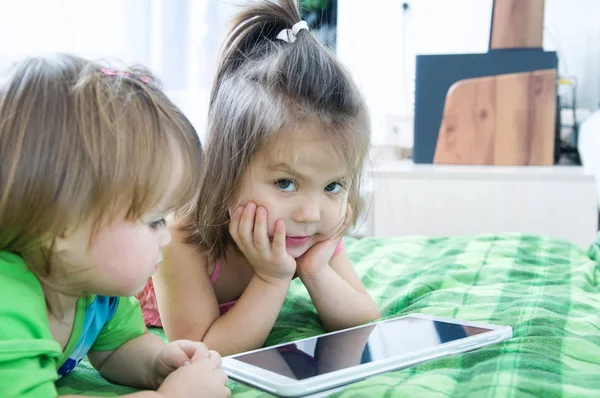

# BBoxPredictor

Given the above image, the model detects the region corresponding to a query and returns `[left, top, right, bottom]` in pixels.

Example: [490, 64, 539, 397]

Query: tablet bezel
[222, 313, 513, 397]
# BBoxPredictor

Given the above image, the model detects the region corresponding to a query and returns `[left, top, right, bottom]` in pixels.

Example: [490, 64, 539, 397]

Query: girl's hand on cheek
[229, 202, 296, 284]
[296, 205, 352, 278]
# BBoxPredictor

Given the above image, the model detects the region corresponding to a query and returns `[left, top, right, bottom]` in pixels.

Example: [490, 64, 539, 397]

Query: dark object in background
[556, 77, 582, 164]
[300, 0, 337, 50]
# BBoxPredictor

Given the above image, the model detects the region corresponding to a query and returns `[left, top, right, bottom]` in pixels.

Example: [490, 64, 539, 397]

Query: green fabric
[0, 251, 146, 397]
[0, 252, 62, 397]
[91, 296, 145, 352]
[56, 234, 600, 397]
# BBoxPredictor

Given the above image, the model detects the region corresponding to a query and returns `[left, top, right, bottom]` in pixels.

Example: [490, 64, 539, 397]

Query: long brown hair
[182, 0, 370, 261]
[0, 53, 202, 282]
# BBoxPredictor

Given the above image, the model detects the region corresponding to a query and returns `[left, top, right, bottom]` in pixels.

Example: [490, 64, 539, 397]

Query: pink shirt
[137, 239, 345, 326]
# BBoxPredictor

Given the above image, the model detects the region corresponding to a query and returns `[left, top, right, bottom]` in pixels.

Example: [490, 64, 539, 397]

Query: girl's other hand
[296, 205, 352, 278]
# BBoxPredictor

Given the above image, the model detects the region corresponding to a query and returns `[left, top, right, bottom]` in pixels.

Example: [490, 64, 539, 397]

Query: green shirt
[0, 251, 145, 397]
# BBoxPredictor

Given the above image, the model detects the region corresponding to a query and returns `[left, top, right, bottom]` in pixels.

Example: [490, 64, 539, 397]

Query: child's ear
[53, 233, 69, 253]
[53, 229, 74, 253]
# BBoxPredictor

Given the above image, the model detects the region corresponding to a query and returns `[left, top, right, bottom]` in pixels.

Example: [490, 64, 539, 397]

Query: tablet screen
[234, 317, 492, 380]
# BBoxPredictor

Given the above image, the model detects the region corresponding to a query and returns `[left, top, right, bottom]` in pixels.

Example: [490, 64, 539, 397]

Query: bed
[56, 234, 600, 397]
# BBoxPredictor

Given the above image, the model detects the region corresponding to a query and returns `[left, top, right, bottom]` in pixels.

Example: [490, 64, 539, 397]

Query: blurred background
[1, 0, 598, 147]
[1, 0, 599, 241]
[0, 0, 339, 140]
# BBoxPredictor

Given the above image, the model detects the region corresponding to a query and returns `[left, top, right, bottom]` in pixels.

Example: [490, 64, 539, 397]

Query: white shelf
[371, 160, 593, 181]
[364, 161, 598, 248]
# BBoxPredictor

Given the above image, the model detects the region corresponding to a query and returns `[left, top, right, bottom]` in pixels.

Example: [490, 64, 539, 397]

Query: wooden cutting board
[433, 69, 556, 165]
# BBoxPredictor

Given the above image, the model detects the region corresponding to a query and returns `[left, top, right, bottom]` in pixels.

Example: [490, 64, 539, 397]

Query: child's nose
[292, 196, 320, 224]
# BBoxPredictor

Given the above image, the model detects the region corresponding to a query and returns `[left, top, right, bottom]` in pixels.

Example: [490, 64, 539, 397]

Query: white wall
[0, 0, 241, 143]
[543, 0, 600, 111]
[0, 0, 151, 69]
[338, 0, 600, 145]
[167, 1, 240, 141]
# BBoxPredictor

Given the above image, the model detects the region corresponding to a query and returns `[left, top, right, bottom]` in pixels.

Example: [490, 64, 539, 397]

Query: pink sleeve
[332, 239, 345, 257]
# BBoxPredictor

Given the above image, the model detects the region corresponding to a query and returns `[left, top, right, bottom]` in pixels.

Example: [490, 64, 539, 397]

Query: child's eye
[275, 179, 296, 192]
[149, 218, 166, 230]
[325, 182, 343, 194]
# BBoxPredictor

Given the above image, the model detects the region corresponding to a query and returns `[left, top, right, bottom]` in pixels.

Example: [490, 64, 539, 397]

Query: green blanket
[57, 234, 600, 397]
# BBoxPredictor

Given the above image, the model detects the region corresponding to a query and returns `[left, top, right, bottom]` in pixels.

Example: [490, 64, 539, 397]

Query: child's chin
[286, 246, 309, 259]
[122, 280, 152, 297]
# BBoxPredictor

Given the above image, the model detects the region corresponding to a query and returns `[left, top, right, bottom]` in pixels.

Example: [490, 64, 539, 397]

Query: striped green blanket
[57, 234, 600, 397]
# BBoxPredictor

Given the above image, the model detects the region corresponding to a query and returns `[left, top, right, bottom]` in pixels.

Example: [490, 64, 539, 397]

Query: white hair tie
[276, 20, 309, 43]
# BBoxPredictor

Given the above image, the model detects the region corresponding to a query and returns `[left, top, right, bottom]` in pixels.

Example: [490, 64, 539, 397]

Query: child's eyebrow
[266, 162, 300, 177]
[266, 162, 347, 184]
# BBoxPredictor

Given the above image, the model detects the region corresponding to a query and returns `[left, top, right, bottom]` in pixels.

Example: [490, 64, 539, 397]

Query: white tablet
[223, 313, 512, 397]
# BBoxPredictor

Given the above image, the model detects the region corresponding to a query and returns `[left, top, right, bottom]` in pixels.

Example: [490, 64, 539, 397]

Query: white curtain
[0, 0, 240, 139]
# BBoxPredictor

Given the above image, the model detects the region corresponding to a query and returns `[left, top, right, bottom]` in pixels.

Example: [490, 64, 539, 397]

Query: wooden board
[490, 0, 545, 49]
[433, 69, 556, 165]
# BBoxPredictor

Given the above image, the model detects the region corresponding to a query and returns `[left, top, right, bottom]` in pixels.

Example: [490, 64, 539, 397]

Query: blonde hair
[0, 53, 202, 281]
[182, 0, 370, 261]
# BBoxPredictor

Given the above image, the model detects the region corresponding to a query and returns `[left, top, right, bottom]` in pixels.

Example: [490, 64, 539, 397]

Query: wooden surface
[433, 69, 556, 166]
[490, 0, 545, 49]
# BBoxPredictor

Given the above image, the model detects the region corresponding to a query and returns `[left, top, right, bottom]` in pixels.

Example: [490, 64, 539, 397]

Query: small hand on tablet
[154, 340, 231, 397]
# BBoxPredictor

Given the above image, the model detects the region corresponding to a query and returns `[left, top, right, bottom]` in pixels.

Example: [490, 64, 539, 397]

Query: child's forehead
[256, 127, 346, 174]
[263, 124, 337, 155]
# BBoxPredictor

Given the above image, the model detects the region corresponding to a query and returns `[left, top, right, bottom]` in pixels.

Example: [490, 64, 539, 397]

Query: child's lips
[285, 236, 311, 246]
